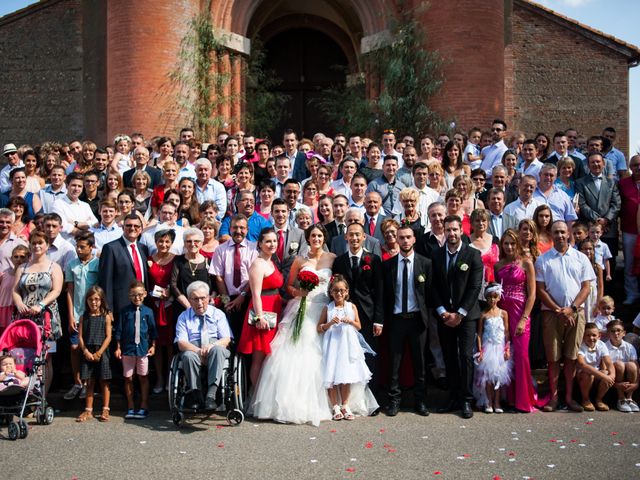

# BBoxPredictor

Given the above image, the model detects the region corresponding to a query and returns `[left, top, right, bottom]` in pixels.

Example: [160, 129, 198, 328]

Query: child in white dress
[317, 274, 376, 420]
[473, 282, 512, 413]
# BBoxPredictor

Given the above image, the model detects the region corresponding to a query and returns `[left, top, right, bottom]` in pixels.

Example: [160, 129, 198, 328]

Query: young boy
[63, 231, 99, 400]
[571, 221, 588, 247]
[114, 281, 157, 419]
[593, 296, 615, 338]
[576, 322, 615, 412]
[588, 223, 612, 281]
[604, 319, 639, 412]
[464, 127, 482, 170]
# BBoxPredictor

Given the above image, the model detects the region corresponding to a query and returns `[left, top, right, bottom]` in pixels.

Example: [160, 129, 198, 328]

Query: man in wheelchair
[174, 281, 232, 411]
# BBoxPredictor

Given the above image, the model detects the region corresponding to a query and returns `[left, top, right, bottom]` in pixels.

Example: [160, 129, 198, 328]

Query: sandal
[332, 405, 343, 421]
[76, 408, 93, 423]
[341, 405, 355, 421]
[98, 407, 110, 422]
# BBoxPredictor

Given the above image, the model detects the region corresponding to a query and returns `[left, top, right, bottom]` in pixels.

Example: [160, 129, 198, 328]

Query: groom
[332, 223, 383, 401]
[382, 225, 432, 417]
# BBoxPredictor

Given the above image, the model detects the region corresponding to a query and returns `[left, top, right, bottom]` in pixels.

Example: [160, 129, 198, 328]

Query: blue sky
[2, 0, 638, 153]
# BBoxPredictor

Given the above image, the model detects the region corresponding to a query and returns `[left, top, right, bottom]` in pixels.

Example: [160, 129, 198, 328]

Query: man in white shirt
[52, 172, 98, 241]
[175, 142, 196, 180]
[536, 220, 596, 413]
[480, 119, 508, 180]
[90, 199, 123, 253]
[381, 130, 404, 168]
[533, 163, 578, 225]
[519, 139, 543, 181]
[412, 161, 439, 232]
[43, 213, 77, 271]
[331, 158, 357, 197]
[194, 159, 226, 219]
[503, 175, 543, 222]
[40, 165, 67, 214]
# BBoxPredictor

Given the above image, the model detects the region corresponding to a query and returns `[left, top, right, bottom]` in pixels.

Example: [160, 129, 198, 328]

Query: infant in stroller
[0, 354, 29, 388]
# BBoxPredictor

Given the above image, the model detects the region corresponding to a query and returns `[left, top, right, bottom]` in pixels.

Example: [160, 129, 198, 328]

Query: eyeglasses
[609, 328, 624, 333]
[129, 293, 145, 298]
[472, 177, 485, 182]
[124, 224, 142, 229]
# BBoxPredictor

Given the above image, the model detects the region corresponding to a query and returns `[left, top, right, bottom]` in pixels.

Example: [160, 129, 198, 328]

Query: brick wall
[0, 0, 84, 146]
[507, 4, 630, 155]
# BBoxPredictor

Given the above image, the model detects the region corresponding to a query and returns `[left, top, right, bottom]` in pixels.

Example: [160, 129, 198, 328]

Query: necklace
[187, 258, 200, 276]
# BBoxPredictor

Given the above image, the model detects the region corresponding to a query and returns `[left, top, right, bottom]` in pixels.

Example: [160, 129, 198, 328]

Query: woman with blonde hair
[453, 174, 484, 216]
[517, 219, 540, 262]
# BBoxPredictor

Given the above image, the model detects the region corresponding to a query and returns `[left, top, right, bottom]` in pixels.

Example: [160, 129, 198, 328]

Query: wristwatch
[570, 304, 577, 313]
[74, 221, 79, 228]
[240, 291, 248, 297]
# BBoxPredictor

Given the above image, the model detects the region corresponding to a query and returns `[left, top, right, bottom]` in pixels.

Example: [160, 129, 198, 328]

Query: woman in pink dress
[494, 229, 543, 412]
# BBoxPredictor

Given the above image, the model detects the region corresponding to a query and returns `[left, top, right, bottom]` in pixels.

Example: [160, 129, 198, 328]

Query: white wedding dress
[248, 267, 378, 426]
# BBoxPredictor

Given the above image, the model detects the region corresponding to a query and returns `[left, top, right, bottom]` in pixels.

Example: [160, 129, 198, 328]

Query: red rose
[213, 296, 222, 308]
[363, 255, 372, 265]
[362, 265, 371, 271]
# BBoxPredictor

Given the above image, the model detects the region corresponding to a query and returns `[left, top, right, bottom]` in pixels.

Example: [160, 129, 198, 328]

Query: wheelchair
[168, 345, 247, 427]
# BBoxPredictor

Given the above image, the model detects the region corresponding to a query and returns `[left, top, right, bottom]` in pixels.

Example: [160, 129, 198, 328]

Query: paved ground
[3, 407, 639, 480]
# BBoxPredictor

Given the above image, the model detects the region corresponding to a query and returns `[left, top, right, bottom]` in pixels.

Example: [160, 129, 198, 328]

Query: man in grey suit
[487, 188, 518, 239]
[331, 207, 382, 257]
[364, 191, 386, 243]
[271, 198, 308, 295]
[575, 152, 621, 270]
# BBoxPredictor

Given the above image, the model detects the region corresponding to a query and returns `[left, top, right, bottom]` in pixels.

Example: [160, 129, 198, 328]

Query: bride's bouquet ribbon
[292, 270, 321, 343]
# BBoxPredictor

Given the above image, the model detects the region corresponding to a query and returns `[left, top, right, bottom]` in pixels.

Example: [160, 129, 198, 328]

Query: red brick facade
[0, 0, 637, 153]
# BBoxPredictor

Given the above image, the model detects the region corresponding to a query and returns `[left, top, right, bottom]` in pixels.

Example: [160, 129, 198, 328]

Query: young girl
[576, 322, 615, 412]
[76, 286, 113, 423]
[474, 282, 513, 413]
[110, 134, 133, 175]
[317, 275, 377, 421]
[578, 239, 603, 323]
[593, 296, 615, 338]
[604, 319, 639, 413]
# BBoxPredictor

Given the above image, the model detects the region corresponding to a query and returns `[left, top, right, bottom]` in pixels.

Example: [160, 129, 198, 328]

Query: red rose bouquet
[292, 269, 320, 342]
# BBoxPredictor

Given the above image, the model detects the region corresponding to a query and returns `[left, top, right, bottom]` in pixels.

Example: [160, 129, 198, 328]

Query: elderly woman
[132, 170, 153, 221]
[380, 218, 401, 261]
[469, 208, 500, 286]
[302, 180, 320, 222]
[555, 157, 577, 199]
[151, 160, 179, 217]
[427, 163, 447, 199]
[445, 189, 471, 236]
[295, 205, 313, 231]
[398, 187, 425, 241]
[453, 174, 484, 216]
[170, 228, 212, 320]
[13, 230, 63, 392]
[147, 228, 176, 394]
[199, 219, 220, 260]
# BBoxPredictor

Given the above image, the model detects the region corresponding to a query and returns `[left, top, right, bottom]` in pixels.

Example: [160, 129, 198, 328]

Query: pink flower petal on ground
[433, 472, 442, 475]
[611, 432, 618, 436]
[217, 443, 224, 448]
[570, 439, 577, 443]
[215, 425, 225, 429]
[387, 449, 396, 453]
[365, 442, 373, 449]
[383, 443, 391, 448]
[330, 429, 337, 433]
[549, 439, 557, 443]
[346, 467, 356, 473]
[507, 452, 517, 457]
[379, 428, 386, 433]
[493, 476, 502, 480]
[585, 421, 592, 425]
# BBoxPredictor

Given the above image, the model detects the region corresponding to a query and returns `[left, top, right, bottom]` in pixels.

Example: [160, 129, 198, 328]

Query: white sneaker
[617, 399, 632, 413]
[484, 406, 493, 414]
[63, 384, 83, 400]
[627, 400, 640, 412]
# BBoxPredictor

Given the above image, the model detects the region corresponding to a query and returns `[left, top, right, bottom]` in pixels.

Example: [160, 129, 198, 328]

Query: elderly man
[210, 214, 258, 338]
[503, 175, 543, 223]
[331, 207, 381, 256]
[218, 190, 272, 242]
[0, 144, 23, 192]
[363, 191, 387, 243]
[123, 147, 162, 188]
[575, 152, 621, 274]
[533, 163, 578, 225]
[536, 221, 595, 413]
[175, 281, 232, 411]
[194, 158, 227, 219]
[331, 158, 358, 197]
[366, 156, 405, 217]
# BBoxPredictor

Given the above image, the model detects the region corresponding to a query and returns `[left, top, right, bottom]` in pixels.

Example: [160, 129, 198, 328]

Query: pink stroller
[0, 319, 54, 440]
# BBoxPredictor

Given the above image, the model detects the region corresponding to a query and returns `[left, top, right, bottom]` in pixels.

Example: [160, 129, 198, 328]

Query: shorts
[542, 309, 585, 362]
[69, 327, 79, 346]
[122, 355, 149, 378]
[46, 340, 57, 354]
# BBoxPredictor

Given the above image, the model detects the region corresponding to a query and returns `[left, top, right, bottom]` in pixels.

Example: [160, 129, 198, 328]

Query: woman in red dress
[238, 228, 284, 386]
[146, 229, 176, 394]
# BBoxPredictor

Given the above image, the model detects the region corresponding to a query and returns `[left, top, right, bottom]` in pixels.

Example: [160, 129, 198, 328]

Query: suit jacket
[382, 253, 432, 326]
[333, 251, 384, 327]
[291, 151, 310, 183]
[430, 243, 483, 321]
[324, 220, 339, 247]
[330, 234, 381, 257]
[99, 237, 149, 316]
[123, 166, 163, 189]
[575, 175, 621, 238]
[271, 226, 308, 288]
[488, 211, 519, 238]
[416, 232, 470, 259]
[364, 213, 387, 243]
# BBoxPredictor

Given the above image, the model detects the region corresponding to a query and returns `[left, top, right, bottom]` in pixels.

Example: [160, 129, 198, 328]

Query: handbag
[248, 310, 277, 329]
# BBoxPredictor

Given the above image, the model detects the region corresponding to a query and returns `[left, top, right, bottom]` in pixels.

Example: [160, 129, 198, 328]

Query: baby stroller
[168, 345, 247, 427]
[0, 319, 55, 440]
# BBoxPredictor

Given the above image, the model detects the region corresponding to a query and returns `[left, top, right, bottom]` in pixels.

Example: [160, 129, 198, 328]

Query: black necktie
[447, 250, 457, 281]
[351, 255, 359, 278]
[402, 257, 409, 313]
[338, 224, 345, 236]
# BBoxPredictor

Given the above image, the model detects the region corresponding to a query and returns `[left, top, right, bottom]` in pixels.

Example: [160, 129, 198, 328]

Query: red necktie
[130, 244, 143, 281]
[369, 216, 375, 237]
[233, 243, 241, 288]
[276, 230, 284, 262]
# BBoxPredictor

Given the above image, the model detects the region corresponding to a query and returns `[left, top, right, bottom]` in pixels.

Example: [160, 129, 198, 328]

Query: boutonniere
[417, 274, 426, 283]
[459, 262, 469, 272]
[289, 242, 299, 253]
[362, 254, 372, 271]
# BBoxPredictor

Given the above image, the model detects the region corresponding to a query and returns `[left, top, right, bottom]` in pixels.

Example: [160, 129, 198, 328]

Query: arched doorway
[262, 28, 348, 139]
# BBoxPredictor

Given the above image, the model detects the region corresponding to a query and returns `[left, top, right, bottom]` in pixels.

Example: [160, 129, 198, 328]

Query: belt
[394, 312, 420, 319]
[261, 289, 279, 296]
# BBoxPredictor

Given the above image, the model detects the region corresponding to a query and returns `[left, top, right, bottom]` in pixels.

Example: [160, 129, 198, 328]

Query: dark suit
[123, 166, 163, 189]
[431, 243, 483, 403]
[272, 226, 308, 296]
[330, 233, 381, 257]
[575, 173, 621, 270]
[99, 237, 149, 317]
[382, 252, 432, 403]
[323, 220, 339, 247]
[415, 232, 469, 259]
[364, 213, 386, 243]
[291, 151, 310, 183]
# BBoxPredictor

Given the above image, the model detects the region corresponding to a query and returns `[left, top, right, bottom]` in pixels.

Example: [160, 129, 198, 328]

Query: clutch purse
[248, 310, 277, 329]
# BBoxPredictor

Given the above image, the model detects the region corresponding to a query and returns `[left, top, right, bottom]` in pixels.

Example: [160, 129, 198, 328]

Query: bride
[247, 224, 336, 426]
